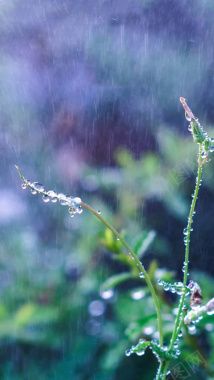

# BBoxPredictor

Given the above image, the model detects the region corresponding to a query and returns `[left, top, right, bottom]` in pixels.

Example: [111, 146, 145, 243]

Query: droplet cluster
[21, 178, 82, 217]
[125, 338, 180, 364]
[125, 338, 149, 357]
[157, 280, 185, 296]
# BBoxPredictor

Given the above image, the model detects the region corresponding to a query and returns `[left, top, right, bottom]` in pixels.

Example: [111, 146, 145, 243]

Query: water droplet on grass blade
[32, 182, 44, 192]
[47, 190, 58, 202]
[74, 197, 81, 204]
[42, 194, 50, 202]
[185, 112, 191, 122]
[183, 228, 188, 236]
[58, 193, 68, 205]
[136, 349, 145, 356]
[139, 272, 144, 278]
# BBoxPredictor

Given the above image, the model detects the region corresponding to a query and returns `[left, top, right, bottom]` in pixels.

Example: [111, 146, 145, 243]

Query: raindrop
[74, 197, 81, 204]
[21, 183, 27, 189]
[185, 112, 191, 122]
[164, 284, 170, 291]
[47, 190, 58, 203]
[58, 193, 68, 205]
[125, 349, 131, 357]
[32, 182, 44, 192]
[97, 210, 101, 214]
[42, 194, 50, 202]
[139, 272, 144, 278]
[207, 309, 214, 316]
[76, 206, 83, 214]
[31, 189, 37, 195]
[136, 350, 145, 356]
[188, 325, 196, 335]
[183, 228, 188, 236]
[170, 286, 176, 293]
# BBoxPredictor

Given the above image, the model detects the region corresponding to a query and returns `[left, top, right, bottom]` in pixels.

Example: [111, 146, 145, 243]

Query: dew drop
[58, 193, 68, 205]
[188, 323, 196, 334]
[21, 183, 27, 189]
[125, 349, 131, 357]
[32, 182, 44, 192]
[31, 189, 37, 195]
[77, 206, 83, 214]
[42, 194, 50, 202]
[185, 112, 191, 122]
[47, 190, 58, 203]
[207, 309, 214, 316]
[74, 197, 81, 204]
[136, 349, 145, 356]
[139, 272, 144, 278]
[97, 210, 101, 214]
[183, 228, 188, 236]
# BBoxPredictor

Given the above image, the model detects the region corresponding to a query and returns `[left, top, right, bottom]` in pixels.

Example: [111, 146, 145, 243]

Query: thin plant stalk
[81, 201, 164, 347]
[160, 143, 203, 379]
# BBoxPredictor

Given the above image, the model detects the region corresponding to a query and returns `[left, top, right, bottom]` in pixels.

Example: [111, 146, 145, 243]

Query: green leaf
[133, 231, 156, 257]
[100, 272, 133, 292]
[14, 303, 37, 327]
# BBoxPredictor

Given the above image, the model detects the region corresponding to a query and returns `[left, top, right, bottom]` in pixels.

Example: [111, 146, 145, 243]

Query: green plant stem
[160, 143, 203, 379]
[81, 201, 163, 347]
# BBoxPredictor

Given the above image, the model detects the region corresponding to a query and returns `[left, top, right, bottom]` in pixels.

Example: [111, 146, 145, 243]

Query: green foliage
[12, 99, 214, 380]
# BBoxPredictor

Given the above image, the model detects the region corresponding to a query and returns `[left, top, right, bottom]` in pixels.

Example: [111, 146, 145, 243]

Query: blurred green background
[1, 0, 214, 379]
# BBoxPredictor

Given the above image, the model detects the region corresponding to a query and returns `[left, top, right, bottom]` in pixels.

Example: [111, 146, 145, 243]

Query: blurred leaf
[14, 303, 36, 326]
[100, 228, 123, 253]
[125, 313, 157, 341]
[0, 302, 8, 320]
[133, 231, 156, 257]
[148, 260, 158, 280]
[14, 303, 59, 327]
[100, 272, 133, 292]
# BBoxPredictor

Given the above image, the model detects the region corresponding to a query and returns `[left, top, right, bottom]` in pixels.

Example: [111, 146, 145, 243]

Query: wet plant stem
[160, 143, 203, 380]
[81, 201, 163, 347]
